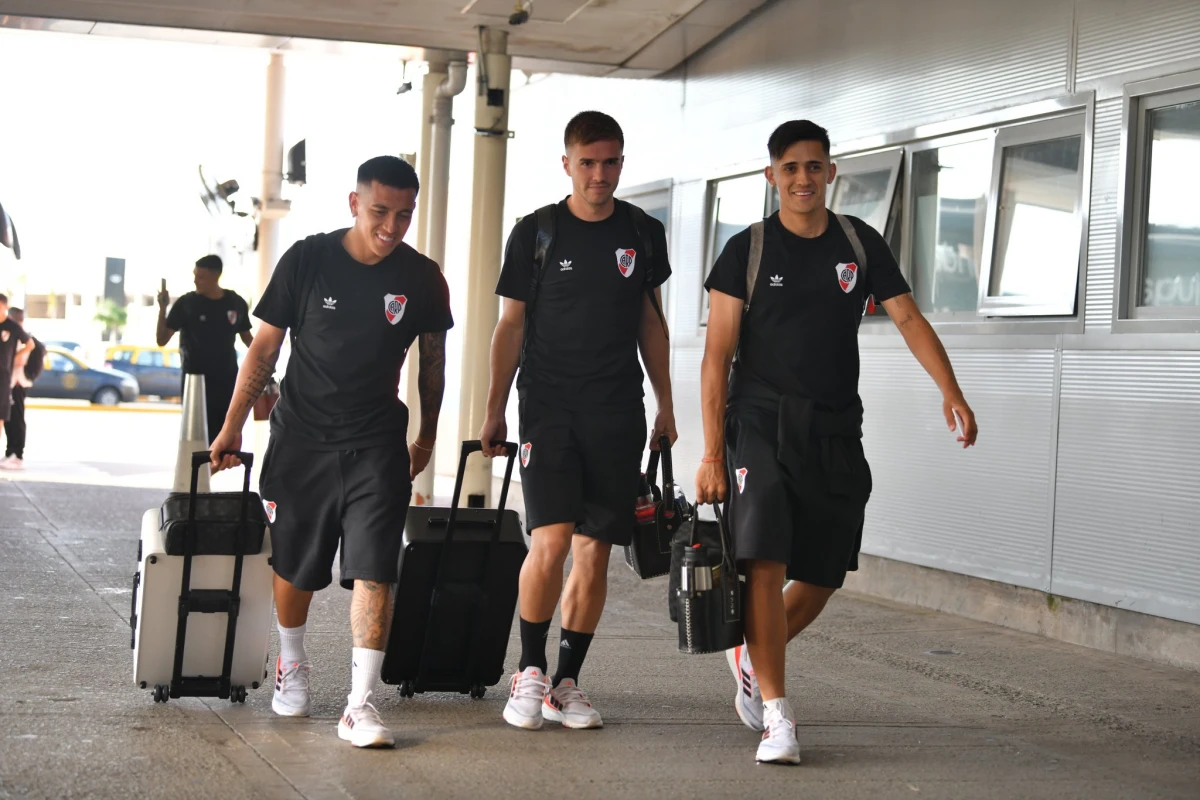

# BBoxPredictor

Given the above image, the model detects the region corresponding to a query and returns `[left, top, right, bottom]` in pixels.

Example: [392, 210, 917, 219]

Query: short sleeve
[852, 218, 910, 303]
[417, 265, 455, 334]
[645, 215, 672, 289]
[165, 294, 187, 330]
[15, 325, 29, 344]
[254, 240, 303, 330]
[235, 294, 252, 333]
[703, 227, 752, 300]
[494, 215, 538, 302]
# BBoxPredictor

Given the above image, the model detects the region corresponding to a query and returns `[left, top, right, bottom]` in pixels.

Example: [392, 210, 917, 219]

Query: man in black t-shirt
[209, 156, 453, 750]
[479, 111, 676, 731]
[0, 294, 34, 448]
[158, 254, 253, 442]
[696, 121, 978, 765]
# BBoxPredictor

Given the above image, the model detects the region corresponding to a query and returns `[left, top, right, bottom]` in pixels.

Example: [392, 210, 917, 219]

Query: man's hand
[943, 394, 978, 448]
[649, 407, 678, 450]
[409, 436, 434, 480]
[479, 414, 508, 458]
[209, 427, 243, 473]
[157, 289, 170, 309]
[694, 460, 727, 505]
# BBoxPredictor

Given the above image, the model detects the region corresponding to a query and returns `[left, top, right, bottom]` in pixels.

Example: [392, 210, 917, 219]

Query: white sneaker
[0, 455, 22, 471]
[338, 693, 395, 748]
[271, 657, 311, 717]
[726, 644, 764, 731]
[503, 667, 549, 730]
[542, 679, 603, 729]
[757, 697, 801, 765]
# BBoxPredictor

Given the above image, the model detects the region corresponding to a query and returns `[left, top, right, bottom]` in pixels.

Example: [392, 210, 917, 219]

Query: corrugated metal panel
[860, 349, 1057, 590]
[681, 0, 1071, 167]
[1076, 0, 1200, 86]
[1083, 98, 1123, 331]
[1052, 352, 1200, 625]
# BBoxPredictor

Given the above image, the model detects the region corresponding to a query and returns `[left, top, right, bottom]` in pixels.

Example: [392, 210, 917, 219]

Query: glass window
[704, 173, 768, 323]
[1138, 98, 1200, 309]
[139, 350, 165, 367]
[829, 149, 904, 238]
[110, 349, 133, 363]
[47, 353, 75, 372]
[910, 138, 992, 314]
[167, 351, 181, 369]
[979, 115, 1085, 316]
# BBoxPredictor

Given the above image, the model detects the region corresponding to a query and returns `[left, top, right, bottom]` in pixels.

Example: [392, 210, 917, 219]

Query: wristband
[701, 456, 724, 463]
[412, 441, 434, 452]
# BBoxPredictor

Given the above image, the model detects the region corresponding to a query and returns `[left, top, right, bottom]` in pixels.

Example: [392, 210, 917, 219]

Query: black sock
[518, 618, 551, 673]
[552, 628, 595, 687]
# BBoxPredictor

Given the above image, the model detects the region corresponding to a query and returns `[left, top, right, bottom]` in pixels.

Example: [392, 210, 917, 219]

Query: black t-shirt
[704, 210, 910, 411]
[0, 318, 30, 376]
[254, 229, 454, 450]
[495, 199, 671, 409]
[166, 290, 252, 375]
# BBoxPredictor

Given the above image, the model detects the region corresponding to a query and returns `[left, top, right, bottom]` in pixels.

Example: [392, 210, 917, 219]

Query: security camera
[396, 61, 413, 94]
[396, 82, 413, 95]
[509, 0, 532, 25]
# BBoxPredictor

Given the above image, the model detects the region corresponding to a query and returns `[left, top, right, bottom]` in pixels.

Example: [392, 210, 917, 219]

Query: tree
[94, 298, 128, 343]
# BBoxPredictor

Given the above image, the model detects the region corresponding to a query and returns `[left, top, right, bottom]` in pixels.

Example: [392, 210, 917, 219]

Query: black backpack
[23, 337, 45, 383]
[521, 199, 668, 366]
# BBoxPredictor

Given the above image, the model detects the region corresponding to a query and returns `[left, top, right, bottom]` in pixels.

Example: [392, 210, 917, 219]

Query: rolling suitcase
[131, 451, 274, 703]
[381, 440, 525, 699]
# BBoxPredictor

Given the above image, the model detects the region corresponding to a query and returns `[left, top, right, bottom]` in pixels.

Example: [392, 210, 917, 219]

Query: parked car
[41, 340, 89, 359]
[29, 346, 139, 405]
[105, 345, 182, 398]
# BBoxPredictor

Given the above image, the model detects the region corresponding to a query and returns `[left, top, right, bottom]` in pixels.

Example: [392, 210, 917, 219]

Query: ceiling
[0, 0, 770, 77]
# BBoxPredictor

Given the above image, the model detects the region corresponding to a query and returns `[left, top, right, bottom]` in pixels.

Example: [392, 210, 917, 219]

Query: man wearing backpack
[479, 111, 676, 731]
[1, 307, 41, 470]
[694, 120, 978, 764]
[209, 155, 453, 749]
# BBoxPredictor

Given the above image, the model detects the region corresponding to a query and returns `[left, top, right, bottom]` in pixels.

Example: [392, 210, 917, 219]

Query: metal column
[407, 52, 468, 506]
[457, 28, 511, 507]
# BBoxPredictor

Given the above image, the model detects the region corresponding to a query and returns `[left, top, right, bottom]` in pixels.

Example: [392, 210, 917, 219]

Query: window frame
[701, 171, 771, 327]
[827, 147, 905, 241]
[977, 113, 1088, 317]
[1114, 69, 1200, 332]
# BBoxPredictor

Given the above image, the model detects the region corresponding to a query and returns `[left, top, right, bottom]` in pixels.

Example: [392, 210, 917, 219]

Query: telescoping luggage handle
[169, 450, 255, 701]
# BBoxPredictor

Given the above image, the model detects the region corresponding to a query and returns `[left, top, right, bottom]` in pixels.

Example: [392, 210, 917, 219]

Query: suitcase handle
[644, 436, 674, 517]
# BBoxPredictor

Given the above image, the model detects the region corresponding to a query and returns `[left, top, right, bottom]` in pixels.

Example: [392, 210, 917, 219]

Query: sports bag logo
[836, 262, 858, 293]
[736, 467, 748, 494]
[520, 442, 532, 468]
[384, 294, 407, 325]
[615, 248, 636, 278]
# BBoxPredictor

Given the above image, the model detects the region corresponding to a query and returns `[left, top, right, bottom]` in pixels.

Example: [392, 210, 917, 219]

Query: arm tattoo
[350, 580, 394, 650]
[225, 344, 280, 427]
[417, 331, 447, 441]
[897, 312, 915, 329]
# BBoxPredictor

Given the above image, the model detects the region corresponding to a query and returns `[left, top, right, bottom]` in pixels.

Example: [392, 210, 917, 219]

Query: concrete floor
[0, 478, 1197, 800]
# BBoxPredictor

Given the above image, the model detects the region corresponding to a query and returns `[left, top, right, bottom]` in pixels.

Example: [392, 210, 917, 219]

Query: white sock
[348, 647, 385, 707]
[277, 621, 307, 666]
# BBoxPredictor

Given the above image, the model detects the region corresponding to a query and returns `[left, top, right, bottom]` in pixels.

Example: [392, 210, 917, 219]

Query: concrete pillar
[457, 28, 511, 507]
[406, 53, 467, 506]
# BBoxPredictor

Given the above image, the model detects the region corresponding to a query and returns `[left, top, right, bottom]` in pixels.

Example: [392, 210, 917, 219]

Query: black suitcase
[624, 436, 685, 579]
[381, 440, 526, 699]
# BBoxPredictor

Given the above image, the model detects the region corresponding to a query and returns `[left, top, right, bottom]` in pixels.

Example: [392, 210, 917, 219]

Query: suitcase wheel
[398, 680, 415, 698]
[230, 686, 247, 704]
[470, 684, 486, 700]
[152, 684, 169, 703]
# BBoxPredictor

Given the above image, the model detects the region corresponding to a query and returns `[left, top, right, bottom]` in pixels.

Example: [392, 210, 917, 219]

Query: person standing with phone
[157, 255, 253, 443]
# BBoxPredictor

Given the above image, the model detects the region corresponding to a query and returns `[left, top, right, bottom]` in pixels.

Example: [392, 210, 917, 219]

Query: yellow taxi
[104, 345, 183, 398]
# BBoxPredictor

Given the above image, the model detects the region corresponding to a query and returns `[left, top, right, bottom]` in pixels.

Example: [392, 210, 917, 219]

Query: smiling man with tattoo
[209, 156, 452, 749]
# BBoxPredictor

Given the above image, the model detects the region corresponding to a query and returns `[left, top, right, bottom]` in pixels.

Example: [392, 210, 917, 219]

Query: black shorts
[518, 394, 646, 546]
[724, 403, 873, 589]
[259, 433, 412, 591]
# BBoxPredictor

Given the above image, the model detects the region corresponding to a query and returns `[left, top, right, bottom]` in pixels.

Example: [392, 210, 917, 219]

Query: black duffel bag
[669, 502, 744, 655]
[623, 436, 685, 579]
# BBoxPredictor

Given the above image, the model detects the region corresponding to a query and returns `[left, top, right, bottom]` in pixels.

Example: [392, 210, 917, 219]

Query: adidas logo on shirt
[323, 297, 337, 310]
[769, 275, 783, 287]
[559, 260, 573, 271]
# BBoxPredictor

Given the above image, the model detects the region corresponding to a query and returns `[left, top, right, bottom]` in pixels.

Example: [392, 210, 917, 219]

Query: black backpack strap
[622, 200, 669, 341]
[520, 204, 557, 367]
[833, 213, 871, 324]
[290, 238, 316, 347]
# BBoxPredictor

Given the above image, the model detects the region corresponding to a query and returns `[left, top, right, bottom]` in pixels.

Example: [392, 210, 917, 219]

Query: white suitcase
[130, 452, 274, 703]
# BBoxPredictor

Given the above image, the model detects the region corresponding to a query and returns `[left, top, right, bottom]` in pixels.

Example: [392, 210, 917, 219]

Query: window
[110, 350, 134, 363]
[47, 353, 76, 372]
[703, 173, 769, 323]
[829, 149, 904, 242]
[138, 351, 165, 367]
[978, 115, 1085, 316]
[909, 136, 992, 314]
[1121, 74, 1200, 322]
[167, 351, 181, 369]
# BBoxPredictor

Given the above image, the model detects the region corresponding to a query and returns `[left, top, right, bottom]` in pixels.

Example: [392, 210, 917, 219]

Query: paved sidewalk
[0, 479, 1197, 800]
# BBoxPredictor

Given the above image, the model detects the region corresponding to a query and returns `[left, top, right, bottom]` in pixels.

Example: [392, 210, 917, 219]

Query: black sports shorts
[259, 433, 412, 591]
[723, 401, 873, 589]
[517, 393, 646, 546]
